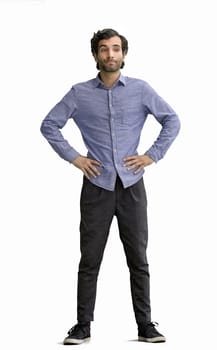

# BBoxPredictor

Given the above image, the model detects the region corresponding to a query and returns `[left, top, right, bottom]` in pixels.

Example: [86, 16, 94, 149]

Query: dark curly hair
[91, 28, 128, 70]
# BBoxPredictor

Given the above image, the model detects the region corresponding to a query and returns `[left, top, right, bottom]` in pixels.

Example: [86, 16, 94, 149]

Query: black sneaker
[138, 322, 166, 343]
[63, 323, 91, 345]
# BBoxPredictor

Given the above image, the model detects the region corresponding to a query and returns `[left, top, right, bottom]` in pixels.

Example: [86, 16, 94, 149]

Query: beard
[98, 59, 123, 72]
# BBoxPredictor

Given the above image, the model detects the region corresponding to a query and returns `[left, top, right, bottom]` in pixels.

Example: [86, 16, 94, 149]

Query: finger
[89, 164, 101, 176]
[89, 159, 103, 167]
[126, 163, 138, 170]
[86, 164, 101, 177]
[93, 169, 101, 176]
[134, 165, 144, 174]
[123, 160, 138, 167]
[82, 169, 90, 179]
[123, 156, 137, 162]
[85, 167, 98, 178]
[125, 159, 142, 168]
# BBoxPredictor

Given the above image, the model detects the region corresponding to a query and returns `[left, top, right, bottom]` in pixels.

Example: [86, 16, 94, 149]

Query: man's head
[91, 28, 128, 71]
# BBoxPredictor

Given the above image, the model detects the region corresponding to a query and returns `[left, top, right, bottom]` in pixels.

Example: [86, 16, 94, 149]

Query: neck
[99, 70, 121, 88]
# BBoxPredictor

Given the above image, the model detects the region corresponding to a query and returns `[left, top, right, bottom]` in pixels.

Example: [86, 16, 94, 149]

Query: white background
[0, 0, 216, 349]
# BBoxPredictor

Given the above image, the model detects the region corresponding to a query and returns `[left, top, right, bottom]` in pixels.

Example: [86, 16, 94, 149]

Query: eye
[99, 46, 107, 53]
[113, 47, 121, 52]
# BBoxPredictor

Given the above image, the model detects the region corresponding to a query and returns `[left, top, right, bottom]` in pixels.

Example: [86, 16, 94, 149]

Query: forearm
[40, 90, 80, 163]
[145, 113, 181, 162]
[143, 83, 181, 162]
[40, 118, 80, 162]
[41, 89, 80, 163]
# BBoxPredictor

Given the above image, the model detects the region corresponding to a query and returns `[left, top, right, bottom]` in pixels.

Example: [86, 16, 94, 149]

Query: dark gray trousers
[77, 176, 151, 325]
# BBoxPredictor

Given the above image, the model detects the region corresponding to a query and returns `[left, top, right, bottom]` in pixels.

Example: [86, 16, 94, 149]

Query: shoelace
[138, 321, 159, 330]
[68, 323, 89, 335]
[68, 324, 81, 335]
[148, 321, 159, 327]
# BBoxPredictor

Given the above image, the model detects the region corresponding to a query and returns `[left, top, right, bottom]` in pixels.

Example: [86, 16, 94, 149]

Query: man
[40, 28, 180, 345]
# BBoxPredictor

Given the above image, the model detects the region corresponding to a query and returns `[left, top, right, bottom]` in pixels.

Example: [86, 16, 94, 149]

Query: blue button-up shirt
[41, 74, 180, 191]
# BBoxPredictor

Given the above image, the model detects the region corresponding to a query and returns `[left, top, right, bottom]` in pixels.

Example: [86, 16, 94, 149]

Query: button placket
[108, 90, 119, 170]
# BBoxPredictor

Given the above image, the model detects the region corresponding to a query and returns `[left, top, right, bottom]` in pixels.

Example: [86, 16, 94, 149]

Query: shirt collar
[93, 73, 126, 88]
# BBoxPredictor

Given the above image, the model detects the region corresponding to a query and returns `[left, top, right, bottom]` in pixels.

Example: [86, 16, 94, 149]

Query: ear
[122, 53, 126, 64]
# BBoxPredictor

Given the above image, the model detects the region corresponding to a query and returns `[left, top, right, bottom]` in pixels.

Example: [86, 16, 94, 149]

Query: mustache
[105, 59, 117, 63]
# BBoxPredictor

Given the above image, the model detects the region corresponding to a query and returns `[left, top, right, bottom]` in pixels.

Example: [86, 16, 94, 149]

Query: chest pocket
[115, 106, 143, 127]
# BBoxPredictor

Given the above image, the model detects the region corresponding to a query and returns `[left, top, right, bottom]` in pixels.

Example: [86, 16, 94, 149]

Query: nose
[108, 49, 114, 58]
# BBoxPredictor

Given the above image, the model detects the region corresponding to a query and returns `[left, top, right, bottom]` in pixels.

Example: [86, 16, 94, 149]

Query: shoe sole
[63, 337, 91, 345]
[138, 336, 166, 343]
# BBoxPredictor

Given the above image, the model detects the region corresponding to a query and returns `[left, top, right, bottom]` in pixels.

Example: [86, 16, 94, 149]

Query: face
[94, 36, 125, 72]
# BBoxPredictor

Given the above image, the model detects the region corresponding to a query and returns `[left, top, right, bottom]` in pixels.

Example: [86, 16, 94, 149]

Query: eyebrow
[98, 44, 121, 49]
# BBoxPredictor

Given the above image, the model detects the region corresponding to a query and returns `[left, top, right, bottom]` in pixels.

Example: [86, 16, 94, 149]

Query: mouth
[106, 60, 116, 64]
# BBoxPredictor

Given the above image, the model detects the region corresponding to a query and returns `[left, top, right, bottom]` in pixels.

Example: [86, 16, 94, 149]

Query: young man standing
[41, 28, 180, 345]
